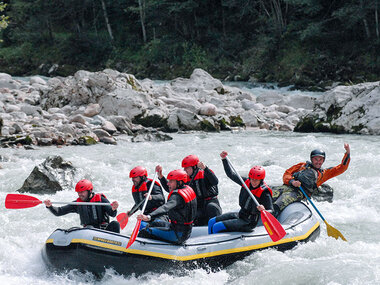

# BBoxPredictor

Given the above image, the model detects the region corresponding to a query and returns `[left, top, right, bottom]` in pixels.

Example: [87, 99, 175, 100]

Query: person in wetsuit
[137, 169, 197, 244]
[208, 151, 274, 234]
[272, 143, 350, 216]
[155, 154, 221, 226]
[128, 166, 167, 221]
[44, 179, 120, 233]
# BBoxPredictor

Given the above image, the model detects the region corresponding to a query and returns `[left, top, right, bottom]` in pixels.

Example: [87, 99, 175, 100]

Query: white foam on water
[1, 130, 379, 284]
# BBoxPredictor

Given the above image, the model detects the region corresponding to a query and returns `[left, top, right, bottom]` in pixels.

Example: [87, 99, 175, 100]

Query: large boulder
[295, 82, 380, 135]
[17, 156, 77, 194]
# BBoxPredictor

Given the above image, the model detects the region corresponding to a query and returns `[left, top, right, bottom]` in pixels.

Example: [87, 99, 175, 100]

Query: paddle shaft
[128, 197, 147, 216]
[225, 157, 260, 207]
[224, 157, 286, 242]
[139, 172, 158, 214]
[126, 172, 158, 249]
[299, 186, 326, 221]
[51, 202, 112, 206]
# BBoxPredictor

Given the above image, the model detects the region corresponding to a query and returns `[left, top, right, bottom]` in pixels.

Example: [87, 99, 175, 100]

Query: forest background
[0, 0, 379, 90]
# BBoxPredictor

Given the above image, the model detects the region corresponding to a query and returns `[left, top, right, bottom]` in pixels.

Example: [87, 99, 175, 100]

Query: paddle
[116, 196, 147, 230]
[225, 157, 286, 242]
[5, 193, 112, 209]
[299, 186, 347, 241]
[126, 172, 158, 249]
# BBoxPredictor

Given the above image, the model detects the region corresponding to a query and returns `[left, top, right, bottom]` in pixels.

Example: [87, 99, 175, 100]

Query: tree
[0, 2, 9, 31]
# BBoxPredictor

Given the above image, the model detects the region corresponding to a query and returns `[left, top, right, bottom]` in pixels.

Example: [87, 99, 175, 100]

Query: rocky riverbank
[0, 68, 379, 149]
[295, 81, 380, 135]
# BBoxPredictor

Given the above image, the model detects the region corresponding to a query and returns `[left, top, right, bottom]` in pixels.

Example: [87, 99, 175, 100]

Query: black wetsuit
[209, 159, 273, 233]
[160, 167, 222, 226]
[47, 193, 120, 233]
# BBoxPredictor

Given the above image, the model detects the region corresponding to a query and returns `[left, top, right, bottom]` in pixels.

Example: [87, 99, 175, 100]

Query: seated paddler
[137, 169, 197, 244]
[43, 179, 120, 233]
[208, 151, 274, 234]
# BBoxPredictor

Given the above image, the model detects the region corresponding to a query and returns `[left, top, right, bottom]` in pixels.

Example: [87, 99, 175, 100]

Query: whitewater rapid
[1, 130, 379, 284]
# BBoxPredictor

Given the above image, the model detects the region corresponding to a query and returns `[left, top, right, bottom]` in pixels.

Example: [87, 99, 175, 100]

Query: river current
[1, 83, 379, 284]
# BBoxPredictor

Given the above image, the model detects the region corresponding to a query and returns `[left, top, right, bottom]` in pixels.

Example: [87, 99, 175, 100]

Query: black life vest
[187, 169, 218, 200]
[240, 181, 272, 214]
[293, 162, 319, 196]
[76, 193, 110, 227]
[167, 185, 197, 226]
[131, 178, 163, 214]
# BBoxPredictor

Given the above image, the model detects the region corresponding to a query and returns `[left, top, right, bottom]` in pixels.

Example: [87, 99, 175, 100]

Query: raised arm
[220, 151, 246, 185]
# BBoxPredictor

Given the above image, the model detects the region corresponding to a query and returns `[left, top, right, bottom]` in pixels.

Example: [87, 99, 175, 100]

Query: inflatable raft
[42, 202, 320, 276]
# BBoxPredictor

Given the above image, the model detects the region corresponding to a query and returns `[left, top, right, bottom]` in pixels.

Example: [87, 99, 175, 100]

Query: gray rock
[92, 128, 111, 139]
[17, 156, 77, 194]
[5, 104, 21, 113]
[241, 99, 257, 111]
[84, 103, 101, 117]
[29, 76, 47, 85]
[20, 104, 42, 116]
[102, 121, 117, 134]
[296, 81, 380, 135]
[108, 115, 133, 135]
[132, 131, 173, 142]
[0, 73, 12, 81]
[100, 136, 117, 145]
[12, 123, 24, 134]
[0, 79, 21, 90]
[69, 114, 87, 125]
[37, 137, 53, 146]
[199, 103, 217, 116]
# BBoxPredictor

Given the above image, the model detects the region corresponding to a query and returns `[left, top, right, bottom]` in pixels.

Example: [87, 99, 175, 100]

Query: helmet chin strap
[85, 190, 93, 201]
[135, 176, 146, 189]
[191, 166, 198, 177]
[177, 181, 185, 189]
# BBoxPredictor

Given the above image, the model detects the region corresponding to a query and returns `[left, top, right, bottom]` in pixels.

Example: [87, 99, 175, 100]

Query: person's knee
[206, 203, 222, 219]
[139, 221, 148, 231]
[273, 204, 280, 217]
[208, 217, 217, 234]
[212, 221, 227, 234]
[107, 221, 120, 233]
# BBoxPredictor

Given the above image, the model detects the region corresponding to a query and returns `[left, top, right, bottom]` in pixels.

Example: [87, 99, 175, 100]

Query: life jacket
[167, 185, 197, 226]
[76, 193, 104, 203]
[187, 169, 218, 201]
[239, 181, 272, 215]
[131, 178, 164, 214]
[293, 162, 319, 196]
[132, 178, 161, 193]
[244, 179, 273, 198]
[76, 193, 110, 227]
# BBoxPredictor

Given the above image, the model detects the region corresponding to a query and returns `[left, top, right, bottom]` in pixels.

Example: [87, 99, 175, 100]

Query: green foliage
[78, 136, 97, 145]
[200, 119, 219, 132]
[0, 0, 379, 85]
[229, 116, 245, 127]
[182, 42, 210, 70]
[0, 2, 8, 30]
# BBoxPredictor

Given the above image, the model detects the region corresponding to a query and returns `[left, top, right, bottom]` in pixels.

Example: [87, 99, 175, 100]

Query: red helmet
[75, 179, 93, 192]
[182, 155, 199, 168]
[249, 166, 265, 180]
[167, 169, 188, 182]
[129, 166, 148, 178]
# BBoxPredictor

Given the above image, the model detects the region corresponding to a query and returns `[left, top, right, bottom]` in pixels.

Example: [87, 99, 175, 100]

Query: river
[1, 130, 379, 284]
[1, 80, 380, 284]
